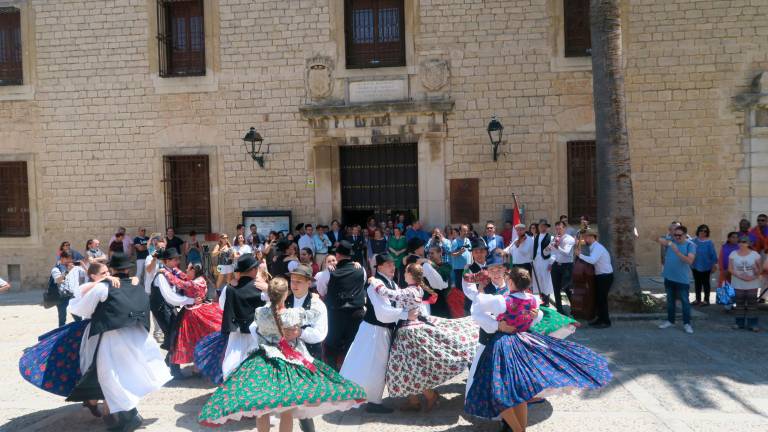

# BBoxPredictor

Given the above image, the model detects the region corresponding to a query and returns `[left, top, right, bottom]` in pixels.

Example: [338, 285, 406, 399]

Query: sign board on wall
[242, 210, 292, 236]
[449, 178, 480, 224]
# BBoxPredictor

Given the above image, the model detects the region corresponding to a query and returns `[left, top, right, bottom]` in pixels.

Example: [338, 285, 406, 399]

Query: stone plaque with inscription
[450, 178, 480, 224]
[349, 79, 407, 104]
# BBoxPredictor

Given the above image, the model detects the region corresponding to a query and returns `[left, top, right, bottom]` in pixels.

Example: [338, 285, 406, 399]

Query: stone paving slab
[1, 291, 767, 432]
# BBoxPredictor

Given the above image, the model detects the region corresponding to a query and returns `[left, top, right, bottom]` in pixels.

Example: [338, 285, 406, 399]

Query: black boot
[299, 418, 316, 432]
[118, 409, 143, 432]
[170, 363, 188, 380]
[498, 420, 512, 432]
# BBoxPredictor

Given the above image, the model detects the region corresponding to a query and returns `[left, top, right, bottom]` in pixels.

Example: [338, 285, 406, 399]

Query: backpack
[42, 273, 60, 309]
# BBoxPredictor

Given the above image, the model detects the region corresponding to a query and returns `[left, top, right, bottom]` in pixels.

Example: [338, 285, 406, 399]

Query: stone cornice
[299, 99, 455, 119]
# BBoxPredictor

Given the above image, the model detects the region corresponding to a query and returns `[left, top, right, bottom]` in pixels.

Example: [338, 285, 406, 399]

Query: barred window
[163, 155, 211, 233]
[345, 0, 405, 69]
[157, 0, 205, 77]
[564, 0, 591, 58]
[0, 161, 30, 237]
[0, 7, 22, 85]
[567, 141, 597, 223]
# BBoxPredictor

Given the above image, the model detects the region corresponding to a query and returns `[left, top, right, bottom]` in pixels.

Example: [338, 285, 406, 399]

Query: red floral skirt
[172, 303, 223, 364]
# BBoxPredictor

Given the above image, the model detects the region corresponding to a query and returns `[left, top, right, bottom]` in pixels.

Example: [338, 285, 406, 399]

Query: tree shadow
[0, 404, 159, 432]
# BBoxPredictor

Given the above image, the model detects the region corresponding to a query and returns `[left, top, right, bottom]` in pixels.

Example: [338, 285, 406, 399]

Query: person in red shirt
[500, 220, 514, 247]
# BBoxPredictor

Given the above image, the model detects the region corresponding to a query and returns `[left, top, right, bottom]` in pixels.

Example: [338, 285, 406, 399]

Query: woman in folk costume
[371, 262, 478, 412]
[198, 277, 366, 430]
[19, 262, 120, 418]
[194, 254, 270, 384]
[70, 255, 172, 431]
[466, 267, 612, 432]
[159, 262, 222, 370]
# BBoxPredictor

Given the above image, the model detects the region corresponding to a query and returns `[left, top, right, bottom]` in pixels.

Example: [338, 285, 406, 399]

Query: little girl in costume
[371, 268, 438, 312]
[466, 267, 612, 432]
[198, 277, 366, 429]
[159, 263, 222, 366]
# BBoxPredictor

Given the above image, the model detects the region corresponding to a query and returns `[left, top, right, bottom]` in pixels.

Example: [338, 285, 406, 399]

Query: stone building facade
[0, 0, 767, 289]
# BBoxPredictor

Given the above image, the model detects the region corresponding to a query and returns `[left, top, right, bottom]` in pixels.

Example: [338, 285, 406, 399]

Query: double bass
[571, 233, 596, 321]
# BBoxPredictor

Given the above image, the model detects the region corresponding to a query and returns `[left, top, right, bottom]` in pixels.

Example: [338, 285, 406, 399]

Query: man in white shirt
[504, 224, 533, 272]
[298, 223, 316, 254]
[575, 229, 614, 329]
[286, 264, 328, 432]
[549, 221, 576, 315]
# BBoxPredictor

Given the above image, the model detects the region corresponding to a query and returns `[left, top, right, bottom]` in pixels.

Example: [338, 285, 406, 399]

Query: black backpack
[42, 273, 60, 309]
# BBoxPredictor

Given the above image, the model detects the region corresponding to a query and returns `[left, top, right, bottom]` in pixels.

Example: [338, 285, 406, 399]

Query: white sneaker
[684, 324, 694, 334]
[658, 321, 673, 329]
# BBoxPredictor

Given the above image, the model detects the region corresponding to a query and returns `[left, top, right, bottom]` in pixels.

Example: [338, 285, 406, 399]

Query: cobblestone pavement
[1, 290, 767, 432]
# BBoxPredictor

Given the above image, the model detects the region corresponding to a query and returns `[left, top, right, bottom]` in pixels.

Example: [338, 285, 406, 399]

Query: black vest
[533, 233, 552, 260]
[285, 293, 323, 358]
[477, 282, 506, 346]
[363, 272, 399, 329]
[90, 277, 150, 337]
[221, 276, 266, 334]
[325, 259, 366, 310]
[463, 261, 488, 305]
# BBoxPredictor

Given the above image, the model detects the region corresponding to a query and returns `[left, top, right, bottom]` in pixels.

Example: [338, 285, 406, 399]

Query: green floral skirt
[531, 306, 579, 339]
[198, 350, 366, 426]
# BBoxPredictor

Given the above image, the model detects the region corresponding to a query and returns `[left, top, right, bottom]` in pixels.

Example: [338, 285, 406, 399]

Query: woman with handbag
[730, 236, 761, 332]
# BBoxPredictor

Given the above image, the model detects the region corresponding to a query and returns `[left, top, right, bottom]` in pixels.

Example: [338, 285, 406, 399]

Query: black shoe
[587, 318, 600, 325]
[299, 418, 316, 432]
[104, 413, 120, 430]
[589, 322, 611, 329]
[499, 420, 512, 432]
[170, 364, 188, 380]
[365, 402, 395, 414]
[119, 410, 143, 432]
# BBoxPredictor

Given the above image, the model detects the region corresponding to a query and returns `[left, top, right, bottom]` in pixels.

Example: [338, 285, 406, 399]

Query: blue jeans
[56, 297, 82, 327]
[664, 279, 691, 325]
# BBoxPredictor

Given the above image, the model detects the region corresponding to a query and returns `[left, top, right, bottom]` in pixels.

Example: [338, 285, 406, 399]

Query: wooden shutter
[157, 0, 205, 77]
[0, 7, 22, 85]
[567, 141, 597, 223]
[163, 155, 211, 233]
[345, 0, 405, 68]
[564, 0, 591, 58]
[0, 161, 30, 237]
[450, 178, 480, 224]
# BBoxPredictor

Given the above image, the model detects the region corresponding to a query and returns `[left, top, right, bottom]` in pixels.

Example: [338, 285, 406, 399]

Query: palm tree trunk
[590, 0, 641, 300]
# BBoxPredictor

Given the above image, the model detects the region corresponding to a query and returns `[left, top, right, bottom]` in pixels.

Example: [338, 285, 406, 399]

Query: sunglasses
[673, 234, 684, 238]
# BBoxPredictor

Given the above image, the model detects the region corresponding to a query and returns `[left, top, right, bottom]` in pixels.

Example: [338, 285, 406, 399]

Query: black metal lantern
[242, 127, 267, 168]
[487, 115, 504, 161]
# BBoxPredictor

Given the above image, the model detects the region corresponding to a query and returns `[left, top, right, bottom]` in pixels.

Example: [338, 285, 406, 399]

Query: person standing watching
[313, 225, 332, 269]
[575, 229, 614, 329]
[133, 228, 149, 281]
[732, 237, 762, 331]
[691, 224, 717, 306]
[50, 251, 82, 327]
[451, 225, 472, 293]
[165, 227, 184, 256]
[655, 226, 696, 334]
[550, 221, 576, 315]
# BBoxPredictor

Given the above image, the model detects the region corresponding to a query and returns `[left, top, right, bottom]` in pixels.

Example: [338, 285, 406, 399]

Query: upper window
[157, 0, 205, 77]
[0, 7, 22, 86]
[0, 161, 30, 237]
[564, 0, 591, 58]
[345, 0, 406, 69]
[163, 155, 211, 233]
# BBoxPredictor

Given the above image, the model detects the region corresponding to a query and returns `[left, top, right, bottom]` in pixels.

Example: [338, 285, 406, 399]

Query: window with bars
[567, 141, 597, 224]
[0, 161, 30, 237]
[0, 7, 22, 85]
[163, 155, 211, 233]
[564, 0, 591, 58]
[345, 0, 406, 69]
[157, 0, 205, 77]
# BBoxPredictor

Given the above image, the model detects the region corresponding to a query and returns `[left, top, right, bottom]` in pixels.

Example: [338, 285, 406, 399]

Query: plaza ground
[1, 286, 766, 432]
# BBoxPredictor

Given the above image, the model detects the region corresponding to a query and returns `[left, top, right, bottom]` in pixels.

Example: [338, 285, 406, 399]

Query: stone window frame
[146, 0, 220, 94]
[0, 152, 40, 246]
[554, 131, 596, 219]
[0, 1, 35, 101]
[332, 0, 418, 79]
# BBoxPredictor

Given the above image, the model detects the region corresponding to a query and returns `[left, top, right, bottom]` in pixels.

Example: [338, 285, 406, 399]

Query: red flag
[512, 194, 521, 226]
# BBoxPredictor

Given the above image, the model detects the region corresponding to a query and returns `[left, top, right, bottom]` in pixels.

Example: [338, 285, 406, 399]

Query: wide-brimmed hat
[407, 237, 425, 253]
[336, 240, 353, 256]
[235, 253, 259, 273]
[157, 248, 180, 260]
[470, 237, 488, 251]
[289, 264, 313, 280]
[582, 228, 599, 238]
[375, 254, 394, 267]
[107, 253, 133, 270]
[514, 223, 526, 230]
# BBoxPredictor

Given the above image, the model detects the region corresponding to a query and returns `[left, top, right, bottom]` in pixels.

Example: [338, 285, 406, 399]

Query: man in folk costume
[550, 221, 576, 315]
[403, 237, 449, 316]
[322, 240, 367, 369]
[341, 254, 416, 414]
[504, 223, 534, 272]
[531, 219, 555, 306]
[149, 248, 196, 379]
[220, 253, 267, 380]
[285, 264, 328, 432]
[67, 253, 171, 432]
[461, 237, 490, 315]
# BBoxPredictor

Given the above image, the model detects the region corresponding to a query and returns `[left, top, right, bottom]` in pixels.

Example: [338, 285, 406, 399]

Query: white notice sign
[349, 79, 407, 103]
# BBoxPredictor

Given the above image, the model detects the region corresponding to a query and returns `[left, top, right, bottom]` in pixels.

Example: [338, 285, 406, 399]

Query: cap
[289, 264, 313, 280]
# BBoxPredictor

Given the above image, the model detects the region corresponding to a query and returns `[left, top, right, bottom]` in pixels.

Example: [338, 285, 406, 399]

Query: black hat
[289, 264, 313, 280]
[374, 254, 394, 267]
[538, 219, 551, 227]
[235, 253, 259, 273]
[157, 248, 180, 260]
[405, 254, 421, 265]
[336, 240, 353, 256]
[486, 254, 505, 268]
[108, 253, 133, 270]
[407, 237, 425, 253]
[470, 237, 488, 251]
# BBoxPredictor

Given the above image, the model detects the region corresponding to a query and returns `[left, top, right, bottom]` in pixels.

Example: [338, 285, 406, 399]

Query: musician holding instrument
[574, 229, 614, 329]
